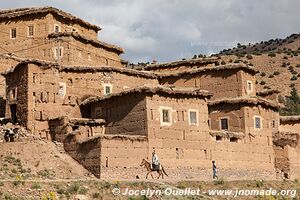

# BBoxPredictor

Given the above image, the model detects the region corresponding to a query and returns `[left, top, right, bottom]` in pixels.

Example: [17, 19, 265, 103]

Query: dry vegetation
[0, 179, 299, 199]
[214, 33, 300, 97]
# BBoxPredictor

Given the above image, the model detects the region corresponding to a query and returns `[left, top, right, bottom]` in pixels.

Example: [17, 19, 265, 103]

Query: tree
[280, 86, 300, 115]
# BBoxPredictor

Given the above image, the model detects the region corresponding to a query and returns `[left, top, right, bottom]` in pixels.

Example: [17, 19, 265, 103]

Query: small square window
[28, 25, 34, 36]
[247, 81, 253, 94]
[230, 137, 238, 143]
[103, 84, 112, 95]
[216, 136, 222, 142]
[255, 117, 262, 129]
[272, 120, 276, 129]
[54, 25, 60, 33]
[105, 86, 111, 94]
[11, 28, 16, 39]
[162, 109, 170, 123]
[220, 118, 228, 130]
[189, 110, 198, 125]
[54, 47, 63, 59]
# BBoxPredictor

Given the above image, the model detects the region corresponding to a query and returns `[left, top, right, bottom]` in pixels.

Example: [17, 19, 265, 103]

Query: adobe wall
[279, 121, 300, 133]
[240, 70, 256, 96]
[90, 94, 148, 135]
[286, 145, 300, 179]
[147, 62, 216, 73]
[159, 70, 256, 100]
[0, 57, 20, 117]
[0, 13, 121, 67]
[64, 135, 102, 177]
[243, 106, 278, 171]
[5, 63, 29, 126]
[99, 136, 148, 179]
[52, 36, 122, 67]
[51, 13, 98, 40]
[208, 105, 277, 176]
[209, 104, 245, 132]
[145, 95, 275, 178]
[64, 134, 148, 178]
[11, 63, 157, 134]
[145, 94, 211, 168]
[274, 145, 300, 179]
[258, 93, 279, 102]
[48, 116, 105, 142]
[0, 13, 54, 60]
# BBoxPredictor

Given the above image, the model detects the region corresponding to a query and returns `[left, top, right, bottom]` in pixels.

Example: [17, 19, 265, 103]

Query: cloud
[1, 0, 300, 63]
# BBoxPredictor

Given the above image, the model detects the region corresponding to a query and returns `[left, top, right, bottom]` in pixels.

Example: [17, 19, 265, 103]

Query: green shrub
[214, 177, 225, 185]
[79, 187, 89, 195]
[31, 182, 41, 190]
[37, 169, 55, 178]
[269, 75, 274, 78]
[291, 75, 298, 81]
[256, 180, 264, 188]
[273, 71, 280, 75]
[260, 81, 266, 85]
[66, 182, 80, 195]
[268, 52, 276, 57]
[246, 54, 253, 59]
[92, 193, 100, 199]
[261, 72, 266, 77]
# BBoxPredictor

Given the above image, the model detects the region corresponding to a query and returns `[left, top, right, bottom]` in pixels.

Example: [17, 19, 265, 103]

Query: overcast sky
[1, 0, 300, 63]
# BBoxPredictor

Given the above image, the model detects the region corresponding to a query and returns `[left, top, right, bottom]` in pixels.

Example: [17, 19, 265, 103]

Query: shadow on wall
[0, 97, 5, 118]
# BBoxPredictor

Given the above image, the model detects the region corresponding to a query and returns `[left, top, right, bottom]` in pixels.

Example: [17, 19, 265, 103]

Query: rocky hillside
[215, 33, 300, 97]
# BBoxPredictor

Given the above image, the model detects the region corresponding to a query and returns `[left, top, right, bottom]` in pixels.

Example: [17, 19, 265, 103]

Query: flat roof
[81, 85, 213, 106]
[144, 57, 218, 70]
[1, 58, 157, 79]
[280, 116, 300, 122]
[208, 96, 282, 109]
[48, 32, 124, 54]
[157, 63, 259, 78]
[257, 89, 280, 96]
[0, 7, 101, 31]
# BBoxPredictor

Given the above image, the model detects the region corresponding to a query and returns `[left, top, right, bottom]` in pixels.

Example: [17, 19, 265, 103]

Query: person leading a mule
[151, 150, 160, 170]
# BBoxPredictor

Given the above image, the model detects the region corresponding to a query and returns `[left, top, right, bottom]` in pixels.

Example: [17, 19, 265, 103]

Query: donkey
[140, 158, 168, 179]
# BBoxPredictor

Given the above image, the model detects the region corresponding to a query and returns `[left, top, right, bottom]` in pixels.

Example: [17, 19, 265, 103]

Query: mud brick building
[0, 7, 124, 67]
[257, 89, 280, 102]
[273, 116, 300, 179]
[0, 7, 126, 117]
[143, 57, 218, 73]
[1, 6, 300, 180]
[158, 64, 257, 100]
[79, 85, 212, 177]
[2, 59, 158, 137]
[208, 97, 280, 174]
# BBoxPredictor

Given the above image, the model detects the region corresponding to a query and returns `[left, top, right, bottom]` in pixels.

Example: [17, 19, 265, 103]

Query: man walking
[212, 161, 218, 180]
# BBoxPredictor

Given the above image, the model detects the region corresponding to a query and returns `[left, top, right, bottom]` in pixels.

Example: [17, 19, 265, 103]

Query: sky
[1, 0, 300, 63]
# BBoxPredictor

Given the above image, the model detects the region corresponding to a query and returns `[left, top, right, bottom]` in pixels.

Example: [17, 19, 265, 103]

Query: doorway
[10, 104, 17, 124]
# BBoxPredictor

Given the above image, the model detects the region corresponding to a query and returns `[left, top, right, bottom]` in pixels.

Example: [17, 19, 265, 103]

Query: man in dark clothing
[212, 161, 218, 180]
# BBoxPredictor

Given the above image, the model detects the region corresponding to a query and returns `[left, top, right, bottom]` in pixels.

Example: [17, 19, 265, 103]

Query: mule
[140, 158, 168, 179]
